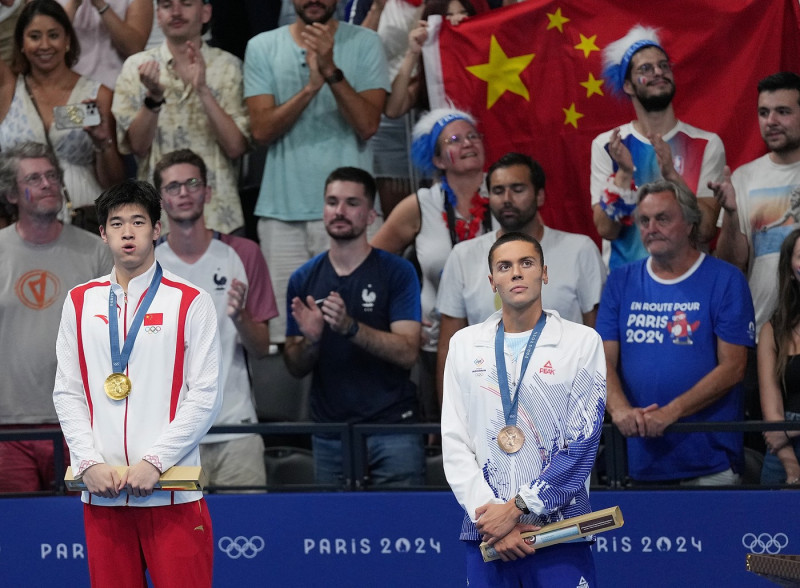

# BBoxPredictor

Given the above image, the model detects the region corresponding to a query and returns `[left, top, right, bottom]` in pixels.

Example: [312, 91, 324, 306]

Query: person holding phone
[0, 0, 124, 227]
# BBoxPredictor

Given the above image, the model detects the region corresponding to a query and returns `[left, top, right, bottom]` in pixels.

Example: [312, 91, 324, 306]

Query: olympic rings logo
[742, 532, 789, 554]
[143, 326, 161, 334]
[218, 536, 265, 559]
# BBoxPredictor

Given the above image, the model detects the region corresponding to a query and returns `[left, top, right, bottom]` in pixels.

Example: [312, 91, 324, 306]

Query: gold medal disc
[104, 373, 132, 400]
[497, 425, 525, 454]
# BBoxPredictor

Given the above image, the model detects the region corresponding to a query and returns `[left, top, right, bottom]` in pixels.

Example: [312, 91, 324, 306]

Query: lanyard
[494, 313, 546, 427]
[108, 263, 163, 374]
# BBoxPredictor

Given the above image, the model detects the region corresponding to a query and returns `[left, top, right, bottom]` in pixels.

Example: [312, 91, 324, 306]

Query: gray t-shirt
[0, 224, 112, 424]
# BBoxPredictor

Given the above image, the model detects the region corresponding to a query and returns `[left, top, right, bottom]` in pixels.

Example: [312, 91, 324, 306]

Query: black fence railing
[1, 420, 799, 496]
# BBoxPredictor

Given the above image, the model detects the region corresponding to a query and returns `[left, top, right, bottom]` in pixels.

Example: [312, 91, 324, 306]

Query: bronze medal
[104, 372, 131, 400]
[497, 425, 525, 454]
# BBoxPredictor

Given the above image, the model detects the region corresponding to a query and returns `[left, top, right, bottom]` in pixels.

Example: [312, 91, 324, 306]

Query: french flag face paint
[24, 188, 32, 202]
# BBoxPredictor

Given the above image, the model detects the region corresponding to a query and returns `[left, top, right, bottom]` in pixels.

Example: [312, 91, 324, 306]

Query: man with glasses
[0, 141, 111, 493]
[590, 24, 725, 270]
[153, 149, 278, 490]
[112, 0, 249, 234]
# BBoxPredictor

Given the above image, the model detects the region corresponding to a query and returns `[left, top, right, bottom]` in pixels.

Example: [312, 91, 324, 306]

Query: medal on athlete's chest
[494, 314, 546, 454]
[106, 264, 163, 401]
[497, 424, 526, 454]
[104, 372, 132, 400]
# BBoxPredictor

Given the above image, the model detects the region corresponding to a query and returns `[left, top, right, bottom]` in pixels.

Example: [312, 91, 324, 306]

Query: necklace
[439, 175, 489, 245]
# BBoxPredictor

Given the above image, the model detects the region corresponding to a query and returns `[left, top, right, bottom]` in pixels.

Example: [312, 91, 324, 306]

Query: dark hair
[486, 152, 546, 193]
[758, 72, 800, 106]
[771, 227, 800, 382]
[13, 0, 80, 75]
[636, 179, 701, 245]
[487, 231, 543, 272]
[422, 0, 477, 20]
[324, 167, 377, 205]
[0, 142, 62, 216]
[153, 149, 208, 192]
[95, 180, 162, 229]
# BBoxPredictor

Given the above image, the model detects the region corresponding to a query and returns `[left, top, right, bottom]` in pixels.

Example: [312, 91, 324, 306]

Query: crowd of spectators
[1, 0, 799, 494]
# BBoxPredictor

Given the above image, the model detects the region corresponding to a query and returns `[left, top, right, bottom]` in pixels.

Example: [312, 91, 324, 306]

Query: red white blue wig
[410, 108, 476, 174]
[602, 25, 666, 97]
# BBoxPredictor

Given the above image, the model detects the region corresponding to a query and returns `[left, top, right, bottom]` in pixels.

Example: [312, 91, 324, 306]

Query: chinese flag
[144, 313, 163, 326]
[424, 0, 800, 242]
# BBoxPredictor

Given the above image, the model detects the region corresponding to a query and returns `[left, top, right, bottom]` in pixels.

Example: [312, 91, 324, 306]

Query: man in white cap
[590, 24, 725, 270]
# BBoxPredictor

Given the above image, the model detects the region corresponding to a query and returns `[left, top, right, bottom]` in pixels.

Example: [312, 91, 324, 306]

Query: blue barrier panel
[0, 497, 87, 584]
[208, 492, 465, 586]
[0, 491, 796, 586]
[590, 492, 792, 588]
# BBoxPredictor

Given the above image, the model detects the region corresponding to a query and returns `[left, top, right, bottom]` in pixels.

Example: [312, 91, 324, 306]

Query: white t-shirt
[156, 236, 278, 442]
[437, 226, 605, 325]
[729, 154, 800, 333]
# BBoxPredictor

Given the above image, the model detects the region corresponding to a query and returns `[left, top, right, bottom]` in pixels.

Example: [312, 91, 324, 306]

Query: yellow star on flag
[466, 36, 535, 109]
[563, 103, 584, 128]
[574, 34, 600, 58]
[546, 8, 570, 33]
[580, 73, 604, 98]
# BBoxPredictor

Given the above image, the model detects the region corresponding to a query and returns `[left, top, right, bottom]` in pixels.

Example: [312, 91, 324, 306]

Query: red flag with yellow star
[424, 0, 800, 241]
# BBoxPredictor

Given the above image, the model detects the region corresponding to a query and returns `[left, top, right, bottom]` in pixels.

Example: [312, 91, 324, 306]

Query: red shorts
[83, 498, 214, 587]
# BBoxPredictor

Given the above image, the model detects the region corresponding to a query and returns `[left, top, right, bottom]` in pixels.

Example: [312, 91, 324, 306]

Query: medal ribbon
[108, 263, 163, 375]
[494, 313, 547, 428]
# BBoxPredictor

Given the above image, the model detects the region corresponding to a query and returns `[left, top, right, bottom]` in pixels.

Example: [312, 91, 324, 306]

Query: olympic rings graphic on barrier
[218, 536, 265, 559]
[741, 532, 789, 554]
[143, 326, 161, 334]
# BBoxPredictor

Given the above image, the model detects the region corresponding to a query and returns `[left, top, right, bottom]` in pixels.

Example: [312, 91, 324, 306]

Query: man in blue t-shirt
[284, 167, 424, 487]
[596, 180, 755, 484]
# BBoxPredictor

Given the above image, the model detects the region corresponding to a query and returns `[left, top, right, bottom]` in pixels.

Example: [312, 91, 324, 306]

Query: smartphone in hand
[53, 103, 101, 130]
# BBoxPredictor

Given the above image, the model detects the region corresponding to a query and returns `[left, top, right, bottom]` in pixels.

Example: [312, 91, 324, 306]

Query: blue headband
[411, 114, 470, 174]
[603, 40, 664, 96]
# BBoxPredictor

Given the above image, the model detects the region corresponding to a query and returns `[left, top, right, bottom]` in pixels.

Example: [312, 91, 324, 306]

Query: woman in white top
[371, 107, 493, 421]
[0, 0, 124, 217]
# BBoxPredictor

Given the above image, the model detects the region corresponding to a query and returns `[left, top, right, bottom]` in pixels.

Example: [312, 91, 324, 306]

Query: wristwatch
[344, 319, 360, 339]
[514, 494, 530, 515]
[144, 95, 166, 111]
[325, 68, 345, 85]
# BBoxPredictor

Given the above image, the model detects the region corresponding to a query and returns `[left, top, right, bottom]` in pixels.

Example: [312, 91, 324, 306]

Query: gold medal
[497, 425, 525, 454]
[104, 372, 131, 400]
